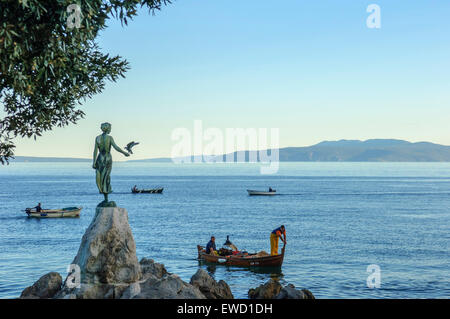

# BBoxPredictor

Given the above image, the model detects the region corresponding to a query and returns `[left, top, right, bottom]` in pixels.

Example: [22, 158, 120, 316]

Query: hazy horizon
[10, 138, 450, 162]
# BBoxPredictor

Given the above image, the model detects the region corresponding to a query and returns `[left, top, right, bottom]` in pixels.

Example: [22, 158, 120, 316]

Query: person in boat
[206, 236, 218, 256]
[34, 203, 42, 213]
[132, 185, 138, 192]
[270, 225, 286, 256]
[269, 187, 273, 192]
[223, 235, 238, 252]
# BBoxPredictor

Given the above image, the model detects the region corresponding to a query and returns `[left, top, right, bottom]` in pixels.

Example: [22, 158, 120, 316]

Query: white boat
[25, 206, 82, 218]
[247, 189, 277, 196]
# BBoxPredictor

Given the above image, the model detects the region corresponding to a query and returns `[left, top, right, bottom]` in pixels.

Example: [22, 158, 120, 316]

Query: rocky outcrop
[276, 284, 315, 299]
[123, 274, 205, 299]
[73, 207, 141, 284]
[190, 269, 234, 299]
[139, 258, 168, 280]
[56, 207, 141, 299]
[249, 280, 315, 299]
[20, 272, 62, 299]
[120, 259, 205, 299]
[19, 207, 314, 299]
[20, 206, 209, 299]
[248, 279, 282, 299]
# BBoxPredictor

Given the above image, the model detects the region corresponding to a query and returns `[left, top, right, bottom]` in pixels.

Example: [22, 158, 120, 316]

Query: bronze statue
[92, 122, 130, 207]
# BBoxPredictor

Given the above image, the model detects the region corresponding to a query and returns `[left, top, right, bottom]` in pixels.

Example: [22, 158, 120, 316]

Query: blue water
[0, 162, 449, 299]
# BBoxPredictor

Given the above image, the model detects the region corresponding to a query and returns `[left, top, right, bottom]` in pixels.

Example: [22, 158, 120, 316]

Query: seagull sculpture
[125, 141, 139, 154]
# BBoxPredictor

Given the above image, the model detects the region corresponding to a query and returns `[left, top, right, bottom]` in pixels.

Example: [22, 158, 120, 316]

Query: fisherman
[223, 235, 238, 252]
[34, 203, 42, 213]
[206, 236, 218, 255]
[270, 225, 286, 256]
[132, 185, 137, 192]
[269, 187, 273, 192]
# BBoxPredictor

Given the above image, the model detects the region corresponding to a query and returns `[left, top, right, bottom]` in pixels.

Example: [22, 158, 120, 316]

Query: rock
[103, 284, 131, 299]
[120, 282, 142, 299]
[121, 263, 208, 299]
[20, 206, 234, 300]
[20, 272, 62, 299]
[248, 279, 282, 299]
[56, 207, 141, 298]
[249, 280, 315, 299]
[300, 288, 315, 299]
[190, 269, 234, 299]
[139, 258, 168, 280]
[127, 274, 205, 299]
[275, 284, 315, 299]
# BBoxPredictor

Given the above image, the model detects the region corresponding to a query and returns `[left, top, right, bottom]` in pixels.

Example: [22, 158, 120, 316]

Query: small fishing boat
[197, 243, 285, 267]
[25, 207, 82, 218]
[131, 187, 164, 194]
[247, 189, 277, 196]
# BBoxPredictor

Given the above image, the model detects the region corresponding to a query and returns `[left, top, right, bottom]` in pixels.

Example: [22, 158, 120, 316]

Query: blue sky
[12, 0, 450, 159]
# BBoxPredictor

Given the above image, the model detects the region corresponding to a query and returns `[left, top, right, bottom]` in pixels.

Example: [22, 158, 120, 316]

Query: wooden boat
[25, 206, 82, 218]
[131, 187, 164, 194]
[197, 244, 285, 267]
[247, 189, 277, 196]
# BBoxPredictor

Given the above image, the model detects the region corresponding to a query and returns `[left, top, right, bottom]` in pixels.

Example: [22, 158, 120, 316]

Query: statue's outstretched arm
[111, 137, 130, 157]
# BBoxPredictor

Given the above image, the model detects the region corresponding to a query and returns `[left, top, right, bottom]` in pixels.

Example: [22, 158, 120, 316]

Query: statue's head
[101, 122, 111, 134]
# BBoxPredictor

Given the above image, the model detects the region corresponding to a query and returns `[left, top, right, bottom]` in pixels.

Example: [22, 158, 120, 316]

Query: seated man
[205, 236, 218, 255]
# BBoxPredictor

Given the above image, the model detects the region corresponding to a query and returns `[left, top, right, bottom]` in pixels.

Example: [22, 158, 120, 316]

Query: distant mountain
[10, 139, 450, 163]
[275, 139, 450, 162]
[140, 139, 450, 162]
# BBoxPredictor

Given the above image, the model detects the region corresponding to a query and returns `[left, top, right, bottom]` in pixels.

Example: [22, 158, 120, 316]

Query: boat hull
[197, 245, 285, 267]
[132, 188, 164, 194]
[247, 189, 277, 196]
[25, 207, 82, 218]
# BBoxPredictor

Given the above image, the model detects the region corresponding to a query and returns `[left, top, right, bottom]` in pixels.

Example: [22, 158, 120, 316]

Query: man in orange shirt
[270, 225, 286, 255]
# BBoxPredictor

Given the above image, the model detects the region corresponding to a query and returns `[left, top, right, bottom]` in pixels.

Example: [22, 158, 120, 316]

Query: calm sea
[0, 162, 449, 299]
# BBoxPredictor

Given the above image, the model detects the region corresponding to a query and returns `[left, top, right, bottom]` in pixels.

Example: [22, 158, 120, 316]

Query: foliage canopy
[0, 0, 170, 163]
